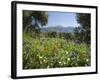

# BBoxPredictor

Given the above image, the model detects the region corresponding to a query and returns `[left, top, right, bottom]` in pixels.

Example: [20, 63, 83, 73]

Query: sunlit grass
[23, 33, 90, 69]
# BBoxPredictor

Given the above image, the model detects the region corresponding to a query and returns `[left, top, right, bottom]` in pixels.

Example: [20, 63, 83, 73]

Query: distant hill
[40, 26, 75, 33]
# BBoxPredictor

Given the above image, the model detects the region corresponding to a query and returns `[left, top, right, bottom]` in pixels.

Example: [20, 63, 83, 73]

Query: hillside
[40, 26, 75, 33]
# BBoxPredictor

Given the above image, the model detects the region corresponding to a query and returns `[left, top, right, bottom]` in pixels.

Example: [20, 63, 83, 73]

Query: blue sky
[44, 11, 79, 27]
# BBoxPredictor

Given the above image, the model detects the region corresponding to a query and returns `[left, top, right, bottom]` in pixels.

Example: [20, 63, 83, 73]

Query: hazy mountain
[40, 26, 75, 33]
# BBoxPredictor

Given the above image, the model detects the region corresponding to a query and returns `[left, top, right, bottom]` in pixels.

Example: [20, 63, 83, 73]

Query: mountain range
[40, 26, 75, 33]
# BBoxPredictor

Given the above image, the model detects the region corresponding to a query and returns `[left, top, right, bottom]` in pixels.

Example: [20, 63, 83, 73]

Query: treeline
[34, 31, 73, 40]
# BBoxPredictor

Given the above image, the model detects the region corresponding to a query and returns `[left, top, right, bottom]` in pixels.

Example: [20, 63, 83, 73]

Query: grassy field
[23, 32, 91, 69]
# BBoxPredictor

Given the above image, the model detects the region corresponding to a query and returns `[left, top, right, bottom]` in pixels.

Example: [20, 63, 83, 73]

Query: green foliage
[75, 13, 91, 44]
[23, 10, 48, 32]
[23, 33, 90, 69]
[76, 13, 91, 30]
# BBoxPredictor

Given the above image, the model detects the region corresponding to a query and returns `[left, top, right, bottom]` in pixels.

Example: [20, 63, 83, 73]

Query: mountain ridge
[40, 26, 75, 33]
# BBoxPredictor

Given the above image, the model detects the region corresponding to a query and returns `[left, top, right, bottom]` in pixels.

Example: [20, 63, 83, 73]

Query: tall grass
[23, 32, 90, 69]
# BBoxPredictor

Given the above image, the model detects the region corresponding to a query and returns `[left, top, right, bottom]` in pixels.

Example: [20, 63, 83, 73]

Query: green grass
[23, 33, 91, 69]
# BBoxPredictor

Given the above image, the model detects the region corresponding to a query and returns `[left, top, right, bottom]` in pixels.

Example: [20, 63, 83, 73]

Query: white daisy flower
[65, 51, 68, 54]
[67, 58, 70, 61]
[86, 59, 89, 62]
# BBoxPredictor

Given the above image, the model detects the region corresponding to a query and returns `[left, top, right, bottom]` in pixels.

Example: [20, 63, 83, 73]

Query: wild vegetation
[22, 10, 91, 69]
